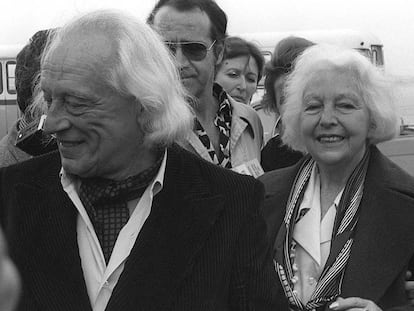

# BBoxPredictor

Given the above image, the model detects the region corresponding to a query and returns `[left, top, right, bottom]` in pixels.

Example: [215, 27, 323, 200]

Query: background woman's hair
[262, 36, 314, 113]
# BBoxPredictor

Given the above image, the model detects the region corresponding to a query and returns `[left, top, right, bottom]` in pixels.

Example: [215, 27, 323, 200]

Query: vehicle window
[371, 45, 384, 66]
[372, 50, 378, 66]
[6, 61, 16, 94]
[0, 63, 2, 94]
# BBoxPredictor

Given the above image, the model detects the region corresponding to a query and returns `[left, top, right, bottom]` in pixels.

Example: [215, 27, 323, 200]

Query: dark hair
[15, 29, 56, 113]
[147, 0, 227, 44]
[262, 36, 314, 112]
[220, 36, 265, 82]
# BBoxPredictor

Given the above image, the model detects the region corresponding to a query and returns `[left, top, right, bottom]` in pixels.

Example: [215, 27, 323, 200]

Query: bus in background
[236, 29, 384, 143]
[0, 45, 21, 139]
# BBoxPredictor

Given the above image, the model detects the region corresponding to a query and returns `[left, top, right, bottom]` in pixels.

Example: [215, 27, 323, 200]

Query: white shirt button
[308, 276, 316, 285]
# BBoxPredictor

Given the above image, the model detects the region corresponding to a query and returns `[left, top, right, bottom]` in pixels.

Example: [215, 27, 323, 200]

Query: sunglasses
[164, 40, 216, 61]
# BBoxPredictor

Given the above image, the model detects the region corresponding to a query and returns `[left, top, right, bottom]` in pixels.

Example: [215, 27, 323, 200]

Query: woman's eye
[337, 102, 357, 113]
[304, 102, 322, 114]
[226, 71, 239, 78]
[246, 75, 257, 84]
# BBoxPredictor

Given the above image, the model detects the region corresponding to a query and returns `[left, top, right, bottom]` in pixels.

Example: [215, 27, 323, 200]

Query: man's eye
[65, 97, 89, 108]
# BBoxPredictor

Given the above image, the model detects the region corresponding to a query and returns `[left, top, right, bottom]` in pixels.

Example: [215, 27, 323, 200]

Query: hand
[406, 270, 414, 305]
[329, 297, 382, 311]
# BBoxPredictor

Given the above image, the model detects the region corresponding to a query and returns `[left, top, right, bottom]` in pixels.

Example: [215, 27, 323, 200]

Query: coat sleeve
[228, 179, 288, 310]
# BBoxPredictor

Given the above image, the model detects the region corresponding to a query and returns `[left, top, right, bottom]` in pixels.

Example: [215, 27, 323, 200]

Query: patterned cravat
[194, 84, 233, 169]
[78, 155, 163, 264]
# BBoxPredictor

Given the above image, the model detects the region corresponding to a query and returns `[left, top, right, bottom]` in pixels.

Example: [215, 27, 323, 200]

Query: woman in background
[215, 36, 264, 105]
[260, 44, 414, 310]
[260, 36, 314, 172]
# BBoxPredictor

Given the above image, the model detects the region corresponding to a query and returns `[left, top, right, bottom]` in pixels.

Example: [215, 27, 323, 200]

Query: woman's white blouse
[292, 164, 343, 304]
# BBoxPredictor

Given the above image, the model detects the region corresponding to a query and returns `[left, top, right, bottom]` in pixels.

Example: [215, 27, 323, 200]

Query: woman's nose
[236, 77, 246, 91]
[319, 105, 337, 126]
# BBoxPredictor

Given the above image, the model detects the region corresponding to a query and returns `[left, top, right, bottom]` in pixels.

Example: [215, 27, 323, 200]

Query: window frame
[6, 61, 16, 95]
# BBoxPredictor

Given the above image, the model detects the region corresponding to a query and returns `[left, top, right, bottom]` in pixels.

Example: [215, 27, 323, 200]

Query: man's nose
[174, 46, 190, 67]
[43, 100, 71, 135]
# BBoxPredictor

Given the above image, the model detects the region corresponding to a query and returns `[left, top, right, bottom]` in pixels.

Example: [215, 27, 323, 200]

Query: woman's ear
[367, 119, 377, 139]
[134, 97, 145, 123]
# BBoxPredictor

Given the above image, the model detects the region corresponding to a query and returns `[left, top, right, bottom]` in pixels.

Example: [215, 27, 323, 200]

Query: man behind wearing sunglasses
[148, 0, 264, 177]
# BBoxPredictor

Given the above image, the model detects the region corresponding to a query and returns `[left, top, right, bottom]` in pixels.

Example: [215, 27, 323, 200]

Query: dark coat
[259, 146, 414, 310]
[260, 135, 304, 172]
[0, 145, 284, 311]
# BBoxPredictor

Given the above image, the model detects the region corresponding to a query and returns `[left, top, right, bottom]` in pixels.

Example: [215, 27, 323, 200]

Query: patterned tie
[78, 155, 163, 264]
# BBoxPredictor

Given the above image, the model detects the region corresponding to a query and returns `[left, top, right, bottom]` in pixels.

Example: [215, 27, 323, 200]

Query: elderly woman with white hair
[259, 44, 414, 311]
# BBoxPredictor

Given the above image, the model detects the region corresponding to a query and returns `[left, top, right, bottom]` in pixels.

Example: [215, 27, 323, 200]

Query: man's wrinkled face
[42, 33, 145, 180]
[152, 6, 220, 100]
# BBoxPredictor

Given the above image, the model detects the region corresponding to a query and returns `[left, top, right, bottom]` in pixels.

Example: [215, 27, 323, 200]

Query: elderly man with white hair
[0, 9, 281, 311]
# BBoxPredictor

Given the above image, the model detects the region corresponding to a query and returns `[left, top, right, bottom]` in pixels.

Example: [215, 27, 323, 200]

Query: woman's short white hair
[282, 44, 400, 152]
[41, 9, 193, 147]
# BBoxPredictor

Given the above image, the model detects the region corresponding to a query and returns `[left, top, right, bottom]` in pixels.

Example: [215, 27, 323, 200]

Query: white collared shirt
[292, 164, 343, 304]
[60, 149, 167, 311]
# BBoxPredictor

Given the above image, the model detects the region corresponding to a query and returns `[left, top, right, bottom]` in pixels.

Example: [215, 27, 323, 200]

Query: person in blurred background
[215, 36, 264, 105]
[149, 0, 264, 176]
[0, 227, 20, 311]
[260, 44, 414, 310]
[260, 36, 314, 172]
[0, 29, 56, 168]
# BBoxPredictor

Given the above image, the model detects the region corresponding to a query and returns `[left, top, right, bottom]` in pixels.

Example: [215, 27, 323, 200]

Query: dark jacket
[259, 146, 414, 310]
[260, 135, 303, 172]
[0, 144, 283, 311]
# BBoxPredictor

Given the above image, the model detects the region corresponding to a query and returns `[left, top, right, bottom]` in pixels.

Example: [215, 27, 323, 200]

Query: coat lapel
[13, 170, 91, 310]
[230, 100, 254, 155]
[341, 148, 414, 301]
[186, 132, 213, 163]
[106, 146, 225, 311]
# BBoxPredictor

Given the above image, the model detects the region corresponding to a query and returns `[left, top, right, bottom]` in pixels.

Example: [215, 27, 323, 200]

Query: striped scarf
[274, 149, 371, 311]
[194, 84, 232, 169]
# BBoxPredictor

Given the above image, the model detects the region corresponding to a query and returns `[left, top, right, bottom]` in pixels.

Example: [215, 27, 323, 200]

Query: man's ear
[215, 41, 224, 65]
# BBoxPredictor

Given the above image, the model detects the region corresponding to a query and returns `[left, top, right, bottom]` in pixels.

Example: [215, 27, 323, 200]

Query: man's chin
[61, 157, 92, 178]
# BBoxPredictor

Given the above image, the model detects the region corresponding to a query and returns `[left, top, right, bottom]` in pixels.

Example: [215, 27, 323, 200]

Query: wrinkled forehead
[43, 32, 115, 73]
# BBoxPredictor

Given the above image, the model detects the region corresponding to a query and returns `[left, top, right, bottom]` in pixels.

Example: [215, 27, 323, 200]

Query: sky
[2, 0, 414, 76]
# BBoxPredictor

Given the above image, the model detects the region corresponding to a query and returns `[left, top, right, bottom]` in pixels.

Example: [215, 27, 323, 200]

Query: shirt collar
[60, 148, 168, 196]
[298, 164, 344, 214]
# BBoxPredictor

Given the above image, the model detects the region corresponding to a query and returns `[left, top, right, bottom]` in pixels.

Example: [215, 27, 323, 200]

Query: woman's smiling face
[300, 68, 371, 170]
